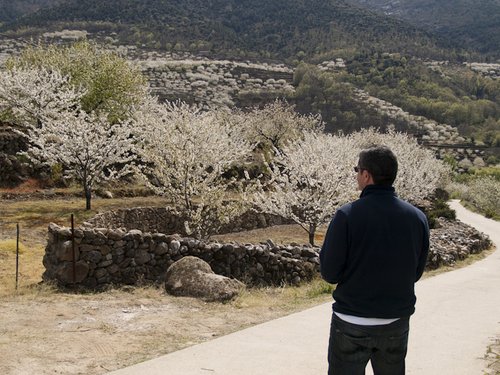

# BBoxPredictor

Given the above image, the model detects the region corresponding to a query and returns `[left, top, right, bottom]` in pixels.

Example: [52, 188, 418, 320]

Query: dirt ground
[0, 285, 332, 375]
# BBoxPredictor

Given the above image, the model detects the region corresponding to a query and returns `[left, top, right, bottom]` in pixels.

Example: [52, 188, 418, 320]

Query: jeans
[328, 313, 410, 375]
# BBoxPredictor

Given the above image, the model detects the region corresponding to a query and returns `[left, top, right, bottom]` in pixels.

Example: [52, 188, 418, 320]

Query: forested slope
[2, 0, 469, 60]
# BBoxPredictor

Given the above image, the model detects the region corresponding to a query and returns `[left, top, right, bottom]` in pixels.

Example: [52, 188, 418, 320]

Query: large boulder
[165, 256, 244, 301]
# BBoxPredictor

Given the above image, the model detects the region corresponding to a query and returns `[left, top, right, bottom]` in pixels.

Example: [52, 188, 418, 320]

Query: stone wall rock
[165, 256, 244, 301]
[43, 221, 320, 290]
[84, 207, 294, 235]
[427, 218, 492, 270]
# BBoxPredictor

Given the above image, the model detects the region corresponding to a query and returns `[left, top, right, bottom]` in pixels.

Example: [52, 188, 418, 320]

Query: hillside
[1, 0, 468, 61]
[0, 0, 61, 23]
[346, 0, 500, 58]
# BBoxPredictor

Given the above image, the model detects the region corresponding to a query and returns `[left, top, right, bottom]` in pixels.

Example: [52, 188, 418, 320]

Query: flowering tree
[252, 128, 449, 245]
[252, 131, 357, 245]
[239, 100, 324, 153]
[24, 109, 136, 209]
[7, 41, 148, 124]
[0, 67, 84, 127]
[135, 101, 254, 239]
[350, 128, 450, 203]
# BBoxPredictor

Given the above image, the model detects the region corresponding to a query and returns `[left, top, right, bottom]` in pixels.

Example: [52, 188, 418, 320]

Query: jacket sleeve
[415, 217, 430, 281]
[320, 210, 348, 284]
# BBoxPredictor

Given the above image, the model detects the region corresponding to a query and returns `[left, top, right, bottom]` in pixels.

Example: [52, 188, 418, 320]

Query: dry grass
[484, 338, 500, 375]
[213, 223, 328, 246]
[0, 194, 329, 297]
[0, 240, 46, 297]
[0, 238, 28, 254]
[0, 195, 170, 296]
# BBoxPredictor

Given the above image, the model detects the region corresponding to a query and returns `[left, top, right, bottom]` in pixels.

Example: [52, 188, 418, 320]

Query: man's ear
[364, 170, 375, 185]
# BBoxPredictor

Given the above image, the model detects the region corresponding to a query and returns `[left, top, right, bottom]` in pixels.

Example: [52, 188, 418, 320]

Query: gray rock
[56, 261, 89, 284]
[301, 248, 319, 258]
[170, 240, 181, 253]
[156, 242, 169, 255]
[85, 250, 102, 264]
[56, 240, 79, 262]
[165, 256, 244, 302]
[135, 250, 151, 265]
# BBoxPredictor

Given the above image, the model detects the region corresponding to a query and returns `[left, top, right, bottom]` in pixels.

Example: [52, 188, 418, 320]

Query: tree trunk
[308, 224, 316, 246]
[84, 186, 92, 210]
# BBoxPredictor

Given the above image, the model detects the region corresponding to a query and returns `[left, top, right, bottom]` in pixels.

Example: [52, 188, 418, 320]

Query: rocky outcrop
[165, 256, 244, 301]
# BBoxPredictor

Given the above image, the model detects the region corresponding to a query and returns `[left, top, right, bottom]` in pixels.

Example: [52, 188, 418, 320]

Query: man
[320, 146, 429, 375]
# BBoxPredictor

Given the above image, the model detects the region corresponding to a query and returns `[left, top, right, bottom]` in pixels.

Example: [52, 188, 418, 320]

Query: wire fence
[1, 214, 77, 292]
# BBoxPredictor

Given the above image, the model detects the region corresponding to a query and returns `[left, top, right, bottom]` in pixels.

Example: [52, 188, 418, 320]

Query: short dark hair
[358, 146, 398, 186]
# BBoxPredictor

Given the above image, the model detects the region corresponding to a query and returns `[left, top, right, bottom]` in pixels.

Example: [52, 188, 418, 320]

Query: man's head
[356, 146, 398, 190]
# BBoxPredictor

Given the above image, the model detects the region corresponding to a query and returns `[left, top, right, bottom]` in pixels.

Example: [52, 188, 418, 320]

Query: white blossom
[0, 67, 85, 127]
[24, 109, 136, 209]
[135, 101, 254, 239]
[252, 131, 357, 245]
[350, 128, 450, 203]
[237, 100, 324, 152]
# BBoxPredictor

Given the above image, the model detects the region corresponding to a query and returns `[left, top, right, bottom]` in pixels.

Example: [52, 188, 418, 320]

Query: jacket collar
[360, 184, 396, 198]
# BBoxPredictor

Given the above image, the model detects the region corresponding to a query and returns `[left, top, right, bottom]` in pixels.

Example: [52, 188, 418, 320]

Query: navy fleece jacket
[320, 184, 429, 318]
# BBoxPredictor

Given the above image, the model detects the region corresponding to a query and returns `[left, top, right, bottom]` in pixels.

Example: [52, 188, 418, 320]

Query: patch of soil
[0, 287, 311, 375]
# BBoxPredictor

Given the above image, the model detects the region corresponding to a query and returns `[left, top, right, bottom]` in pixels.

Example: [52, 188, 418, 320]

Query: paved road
[108, 200, 500, 375]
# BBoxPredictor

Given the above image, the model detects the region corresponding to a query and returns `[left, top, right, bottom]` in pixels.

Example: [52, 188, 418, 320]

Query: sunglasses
[354, 166, 366, 173]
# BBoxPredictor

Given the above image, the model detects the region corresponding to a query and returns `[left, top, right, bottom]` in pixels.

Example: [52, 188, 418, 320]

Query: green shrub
[464, 176, 500, 219]
[425, 198, 456, 228]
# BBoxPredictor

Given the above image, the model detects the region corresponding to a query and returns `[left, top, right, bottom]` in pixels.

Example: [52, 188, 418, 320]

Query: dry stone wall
[43, 222, 320, 290]
[43, 206, 492, 291]
[427, 218, 492, 269]
[84, 207, 295, 235]
[43, 206, 315, 289]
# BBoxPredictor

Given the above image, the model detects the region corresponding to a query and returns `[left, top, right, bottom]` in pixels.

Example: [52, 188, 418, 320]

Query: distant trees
[291, 64, 393, 134]
[6, 40, 148, 123]
[236, 100, 324, 153]
[346, 53, 500, 142]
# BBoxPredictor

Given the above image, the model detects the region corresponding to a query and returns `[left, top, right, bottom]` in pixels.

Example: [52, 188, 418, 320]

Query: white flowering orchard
[252, 131, 358, 245]
[134, 101, 255, 239]
[252, 128, 450, 245]
[350, 128, 450, 203]
[0, 67, 84, 127]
